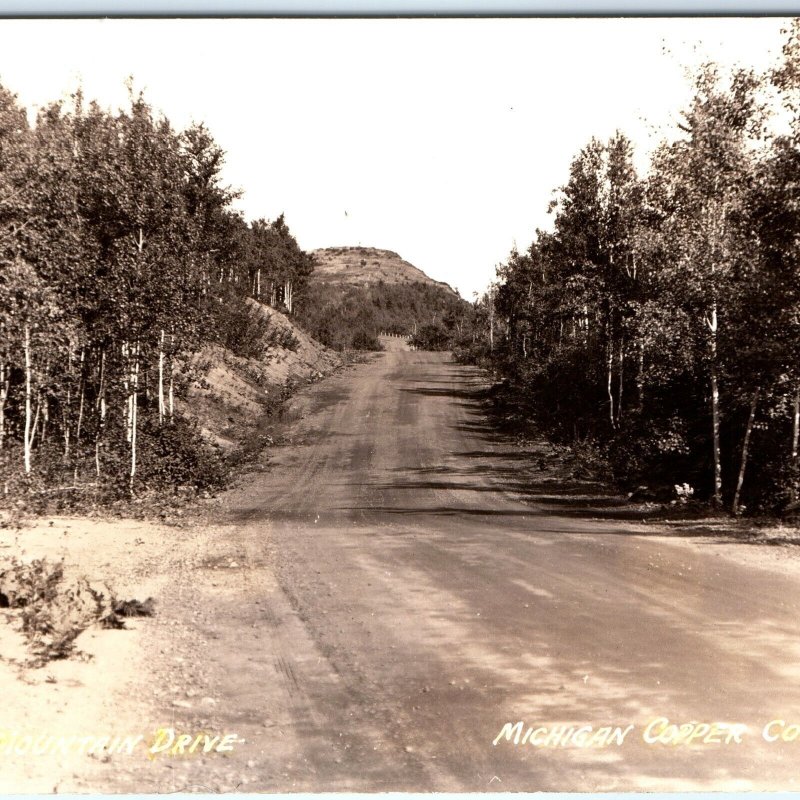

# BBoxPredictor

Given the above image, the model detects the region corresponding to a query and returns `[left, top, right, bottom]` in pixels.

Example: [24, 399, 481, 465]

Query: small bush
[0, 557, 120, 664]
[263, 325, 300, 352]
[351, 330, 382, 351]
[136, 415, 229, 494]
[208, 290, 300, 359]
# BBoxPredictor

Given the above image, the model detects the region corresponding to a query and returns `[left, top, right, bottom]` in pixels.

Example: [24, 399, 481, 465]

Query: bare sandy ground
[0, 512, 243, 792]
[2, 351, 800, 792]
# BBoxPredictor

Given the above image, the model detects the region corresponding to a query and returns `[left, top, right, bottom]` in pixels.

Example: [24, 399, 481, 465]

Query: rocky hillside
[311, 246, 457, 295]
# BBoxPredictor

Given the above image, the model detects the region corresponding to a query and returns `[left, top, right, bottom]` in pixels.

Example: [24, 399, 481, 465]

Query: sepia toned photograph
[1, 14, 800, 793]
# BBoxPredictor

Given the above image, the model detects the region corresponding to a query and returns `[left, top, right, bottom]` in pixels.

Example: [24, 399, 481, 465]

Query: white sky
[0, 17, 790, 297]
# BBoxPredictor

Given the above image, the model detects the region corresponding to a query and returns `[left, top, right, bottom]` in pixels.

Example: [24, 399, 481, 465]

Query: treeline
[297, 280, 469, 351]
[0, 84, 312, 504]
[464, 26, 800, 514]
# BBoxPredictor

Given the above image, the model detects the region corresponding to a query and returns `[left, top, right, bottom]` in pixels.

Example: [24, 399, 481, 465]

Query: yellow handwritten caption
[0, 728, 243, 757]
[493, 721, 634, 748]
[642, 717, 746, 745]
[147, 728, 244, 757]
[493, 718, 800, 747]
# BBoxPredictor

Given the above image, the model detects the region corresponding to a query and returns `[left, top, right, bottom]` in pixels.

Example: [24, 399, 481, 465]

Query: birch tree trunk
[75, 347, 85, 447]
[168, 364, 174, 422]
[158, 328, 166, 425]
[284, 279, 293, 314]
[606, 333, 616, 428]
[27, 399, 40, 461]
[95, 349, 106, 478]
[707, 200, 726, 509]
[123, 342, 132, 443]
[488, 290, 495, 352]
[617, 336, 624, 423]
[41, 395, 48, 444]
[606, 341, 616, 428]
[636, 338, 645, 413]
[63, 385, 71, 460]
[127, 340, 139, 492]
[732, 386, 760, 516]
[168, 331, 175, 422]
[791, 385, 800, 502]
[707, 303, 723, 507]
[0, 362, 7, 451]
[23, 323, 32, 474]
[129, 340, 140, 491]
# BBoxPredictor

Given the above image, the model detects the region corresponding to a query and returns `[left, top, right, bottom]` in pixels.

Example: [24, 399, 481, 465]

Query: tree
[647, 65, 764, 506]
[0, 84, 31, 457]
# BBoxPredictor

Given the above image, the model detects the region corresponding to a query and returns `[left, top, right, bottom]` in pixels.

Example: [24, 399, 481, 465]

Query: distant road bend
[215, 350, 800, 791]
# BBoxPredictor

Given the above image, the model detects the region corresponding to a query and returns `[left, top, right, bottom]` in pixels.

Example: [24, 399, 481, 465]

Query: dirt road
[204, 350, 800, 791]
[6, 350, 800, 792]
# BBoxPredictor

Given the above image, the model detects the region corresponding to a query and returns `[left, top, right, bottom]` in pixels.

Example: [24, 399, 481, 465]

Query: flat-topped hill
[311, 246, 457, 295]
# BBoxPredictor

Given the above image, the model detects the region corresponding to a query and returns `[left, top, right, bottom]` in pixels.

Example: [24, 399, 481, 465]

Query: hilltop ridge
[297, 246, 469, 350]
[311, 246, 458, 295]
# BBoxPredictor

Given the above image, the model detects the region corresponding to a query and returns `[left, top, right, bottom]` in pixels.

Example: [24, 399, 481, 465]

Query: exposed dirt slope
[180, 300, 341, 449]
[311, 246, 457, 294]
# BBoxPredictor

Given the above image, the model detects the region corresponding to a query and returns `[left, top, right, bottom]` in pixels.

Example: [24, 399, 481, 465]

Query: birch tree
[649, 65, 763, 506]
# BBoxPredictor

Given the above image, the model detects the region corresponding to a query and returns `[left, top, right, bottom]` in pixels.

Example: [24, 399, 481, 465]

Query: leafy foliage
[0, 82, 317, 509]
[297, 279, 470, 350]
[461, 45, 800, 514]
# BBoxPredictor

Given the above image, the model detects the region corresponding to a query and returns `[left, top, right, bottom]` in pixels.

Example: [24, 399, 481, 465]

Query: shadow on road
[395, 375, 798, 547]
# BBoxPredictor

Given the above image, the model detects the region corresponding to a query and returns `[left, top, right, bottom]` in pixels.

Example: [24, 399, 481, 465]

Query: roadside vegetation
[460, 24, 800, 516]
[0, 79, 465, 516]
[298, 276, 471, 351]
[0, 84, 318, 511]
[0, 556, 153, 665]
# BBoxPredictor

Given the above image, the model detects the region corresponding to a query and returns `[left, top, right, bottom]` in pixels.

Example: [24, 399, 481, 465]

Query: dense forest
[297, 280, 469, 351]
[461, 24, 800, 514]
[0, 85, 315, 504]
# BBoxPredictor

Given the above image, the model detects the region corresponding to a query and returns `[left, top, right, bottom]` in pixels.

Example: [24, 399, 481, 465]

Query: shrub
[0, 558, 117, 664]
[135, 415, 229, 494]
